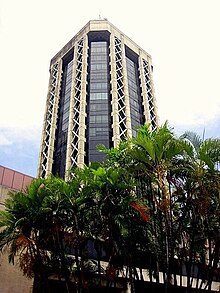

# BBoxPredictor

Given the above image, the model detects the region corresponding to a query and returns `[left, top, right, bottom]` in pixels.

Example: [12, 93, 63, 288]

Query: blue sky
[0, 127, 41, 177]
[0, 0, 220, 177]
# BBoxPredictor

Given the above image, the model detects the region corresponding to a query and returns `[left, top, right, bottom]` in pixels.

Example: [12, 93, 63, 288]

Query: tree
[1, 125, 219, 293]
[178, 131, 220, 291]
[0, 176, 77, 292]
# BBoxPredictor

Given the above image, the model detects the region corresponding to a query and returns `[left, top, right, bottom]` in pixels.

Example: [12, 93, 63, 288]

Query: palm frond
[180, 131, 202, 152]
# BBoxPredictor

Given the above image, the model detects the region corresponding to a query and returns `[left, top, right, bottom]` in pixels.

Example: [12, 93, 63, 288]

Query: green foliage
[0, 123, 219, 291]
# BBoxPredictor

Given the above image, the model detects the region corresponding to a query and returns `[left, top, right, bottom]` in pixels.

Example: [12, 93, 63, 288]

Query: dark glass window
[86, 41, 112, 163]
[126, 56, 144, 136]
[52, 52, 73, 178]
[90, 93, 108, 100]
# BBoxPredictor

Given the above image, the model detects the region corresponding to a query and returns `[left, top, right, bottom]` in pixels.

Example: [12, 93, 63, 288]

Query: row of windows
[62, 111, 69, 121]
[53, 60, 73, 178]
[63, 81, 138, 98]
[126, 60, 136, 68]
[91, 55, 107, 61]
[91, 63, 107, 70]
[91, 41, 107, 47]
[65, 72, 72, 83]
[55, 130, 68, 145]
[90, 73, 108, 80]
[64, 85, 71, 94]
[129, 92, 140, 102]
[89, 127, 109, 136]
[129, 90, 139, 99]
[127, 66, 138, 76]
[127, 69, 136, 77]
[62, 93, 71, 105]
[67, 60, 73, 69]
[59, 61, 73, 133]
[90, 83, 108, 90]
[62, 120, 69, 131]
[62, 108, 110, 122]
[63, 93, 71, 104]
[90, 47, 107, 53]
[126, 57, 136, 66]
[90, 93, 108, 100]
[126, 55, 142, 130]
[127, 71, 137, 80]
[89, 41, 109, 146]
[63, 70, 140, 91]
[62, 115, 69, 125]
[128, 80, 138, 90]
[63, 94, 139, 107]
[67, 62, 73, 69]
[65, 78, 72, 87]
[64, 67, 73, 83]
[90, 104, 108, 111]
[90, 115, 108, 123]
[64, 103, 109, 115]
[127, 65, 136, 72]
[65, 81, 72, 91]
[63, 99, 70, 111]
[131, 110, 141, 120]
[126, 58, 138, 74]
[129, 98, 140, 108]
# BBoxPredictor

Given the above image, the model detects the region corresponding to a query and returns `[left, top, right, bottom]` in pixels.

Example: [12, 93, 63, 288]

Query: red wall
[0, 165, 34, 191]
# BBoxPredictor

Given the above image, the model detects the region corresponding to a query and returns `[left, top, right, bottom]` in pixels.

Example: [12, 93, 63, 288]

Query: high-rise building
[38, 19, 159, 179]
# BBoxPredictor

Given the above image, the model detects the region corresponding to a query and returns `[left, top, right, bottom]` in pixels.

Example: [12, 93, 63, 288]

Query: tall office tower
[38, 19, 159, 179]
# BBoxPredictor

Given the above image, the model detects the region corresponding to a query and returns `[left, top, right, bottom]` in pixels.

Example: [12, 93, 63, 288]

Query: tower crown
[51, 19, 151, 66]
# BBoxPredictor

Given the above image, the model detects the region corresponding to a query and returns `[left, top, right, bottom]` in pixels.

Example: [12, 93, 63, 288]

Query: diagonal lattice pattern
[40, 62, 59, 178]
[114, 37, 127, 139]
[142, 59, 157, 131]
[70, 38, 84, 166]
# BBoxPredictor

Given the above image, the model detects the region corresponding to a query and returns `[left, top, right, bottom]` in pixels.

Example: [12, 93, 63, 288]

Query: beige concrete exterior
[138, 53, 152, 127]
[77, 35, 88, 168]
[38, 19, 159, 178]
[47, 60, 63, 175]
[110, 33, 120, 148]
[121, 35, 132, 139]
[50, 20, 152, 66]
[0, 185, 11, 211]
[37, 60, 63, 178]
[0, 251, 33, 293]
[65, 42, 78, 178]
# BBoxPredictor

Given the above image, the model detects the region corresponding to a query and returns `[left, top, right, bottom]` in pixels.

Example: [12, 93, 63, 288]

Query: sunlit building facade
[38, 19, 159, 179]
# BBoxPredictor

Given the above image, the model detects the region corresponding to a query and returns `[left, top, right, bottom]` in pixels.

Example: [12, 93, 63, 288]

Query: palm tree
[0, 178, 53, 292]
[179, 131, 220, 291]
[127, 122, 194, 292]
[0, 176, 76, 292]
[89, 165, 136, 288]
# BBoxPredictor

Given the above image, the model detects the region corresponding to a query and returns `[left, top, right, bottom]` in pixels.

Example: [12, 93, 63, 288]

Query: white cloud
[0, 126, 41, 145]
[0, 133, 12, 145]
